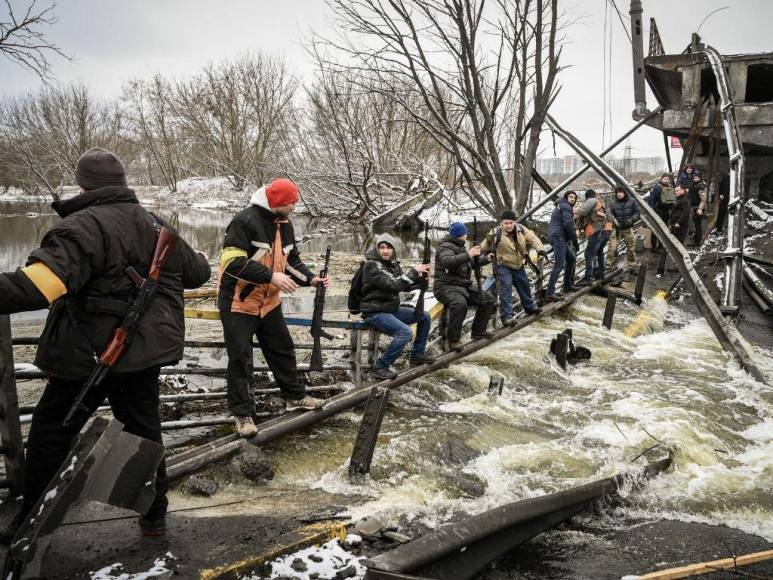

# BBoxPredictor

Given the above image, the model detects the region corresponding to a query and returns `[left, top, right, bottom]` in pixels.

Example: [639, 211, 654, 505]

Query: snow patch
[252, 538, 366, 580]
[89, 552, 175, 579]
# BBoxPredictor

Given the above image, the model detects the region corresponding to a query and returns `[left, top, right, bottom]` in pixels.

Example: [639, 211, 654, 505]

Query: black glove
[571, 240, 580, 253]
[537, 249, 549, 259]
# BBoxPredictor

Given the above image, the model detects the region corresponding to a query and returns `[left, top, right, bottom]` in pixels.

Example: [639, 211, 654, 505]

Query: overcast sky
[2, 0, 771, 161]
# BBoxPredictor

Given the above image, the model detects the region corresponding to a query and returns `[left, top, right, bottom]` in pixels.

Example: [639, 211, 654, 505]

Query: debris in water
[257, 538, 366, 580]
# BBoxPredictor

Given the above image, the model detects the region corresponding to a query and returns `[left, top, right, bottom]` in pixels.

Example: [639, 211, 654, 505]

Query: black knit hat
[500, 209, 517, 221]
[75, 148, 127, 190]
[585, 189, 596, 199]
[614, 185, 626, 194]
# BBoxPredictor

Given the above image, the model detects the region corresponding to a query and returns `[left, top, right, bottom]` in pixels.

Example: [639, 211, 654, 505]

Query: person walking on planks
[0, 148, 211, 541]
[433, 222, 495, 351]
[576, 189, 613, 286]
[357, 233, 434, 380]
[546, 191, 579, 303]
[218, 178, 328, 439]
[481, 210, 546, 325]
[606, 186, 640, 283]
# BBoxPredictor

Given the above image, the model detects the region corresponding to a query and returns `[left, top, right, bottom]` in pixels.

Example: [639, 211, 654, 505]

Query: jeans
[498, 265, 536, 318]
[547, 235, 576, 296]
[583, 230, 610, 280]
[365, 307, 431, 369]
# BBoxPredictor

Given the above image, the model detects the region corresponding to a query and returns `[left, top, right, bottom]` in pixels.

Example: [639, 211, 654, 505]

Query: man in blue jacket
[546, 191, 579, 302]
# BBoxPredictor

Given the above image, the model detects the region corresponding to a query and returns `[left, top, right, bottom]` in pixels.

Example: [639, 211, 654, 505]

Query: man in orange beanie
[218, 178, 329, 437]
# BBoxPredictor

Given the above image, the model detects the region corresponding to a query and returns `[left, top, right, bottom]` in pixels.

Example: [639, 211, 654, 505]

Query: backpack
[659, 185, 676, 205]
[348, 261, 366, 314]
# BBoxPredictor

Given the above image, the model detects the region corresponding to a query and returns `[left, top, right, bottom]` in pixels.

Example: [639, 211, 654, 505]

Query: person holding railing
[545, 191, 579, 303]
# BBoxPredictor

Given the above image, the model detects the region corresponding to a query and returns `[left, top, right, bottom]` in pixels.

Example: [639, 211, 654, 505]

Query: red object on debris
[670, 137, 682, 148]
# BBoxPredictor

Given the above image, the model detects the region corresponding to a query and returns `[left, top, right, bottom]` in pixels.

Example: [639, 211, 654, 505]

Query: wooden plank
[634, 549, 773, 579]
[0, 315, 25, 495]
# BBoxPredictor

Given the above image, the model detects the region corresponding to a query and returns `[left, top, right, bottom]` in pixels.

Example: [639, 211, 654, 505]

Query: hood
[366, 233, 399, 262]
[52, 185, 138, 218]
[616, 190, 629, 202]
[249, 185, 272, 212]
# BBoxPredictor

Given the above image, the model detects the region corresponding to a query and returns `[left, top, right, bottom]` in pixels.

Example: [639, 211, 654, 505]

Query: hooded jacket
[548, 198, 578, 242]
[359, 233, 420, 315]
[609, 191, 640, 229]
[217, 186, 314, 316]
[481, 224, 544, 270]
[0, 186, 211, 380]
[576, 195, 613, 237]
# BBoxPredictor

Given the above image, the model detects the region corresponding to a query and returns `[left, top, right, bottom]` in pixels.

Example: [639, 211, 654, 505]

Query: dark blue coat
[610, 194, 640, 229]
[548, 198, 577, 242]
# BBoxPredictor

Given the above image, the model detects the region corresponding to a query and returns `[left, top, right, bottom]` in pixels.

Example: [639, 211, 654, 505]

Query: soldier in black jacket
[433, 222, 495, 350]
[0, 148, 211, 542]
[359, 233, 434, 380]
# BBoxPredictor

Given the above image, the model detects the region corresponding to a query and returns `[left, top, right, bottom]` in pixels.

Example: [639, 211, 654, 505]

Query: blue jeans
[547, 235, 576, 297]
[498, 265, 536, 318]
[365, 307, 431, 369]
[584, 230, 610, 280]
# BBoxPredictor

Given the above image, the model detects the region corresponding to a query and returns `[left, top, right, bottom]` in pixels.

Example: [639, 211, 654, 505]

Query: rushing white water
[264, 293, 773, 543]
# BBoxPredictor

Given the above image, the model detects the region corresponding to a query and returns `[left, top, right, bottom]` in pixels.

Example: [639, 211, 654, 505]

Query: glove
[537, 249, 549, 259]
[571, 240, 580, 253]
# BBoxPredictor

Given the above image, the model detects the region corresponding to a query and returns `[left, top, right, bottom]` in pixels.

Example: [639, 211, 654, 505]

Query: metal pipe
[166, 269, 623, 481]
[630, 0, 648, 118]
[161, 415, 271, 431]
[517, 107, 663, 223]
[15, 364, 351, 380]
[743, 264, 773, 308]
[744, 282, 772, 316]
[544, 113, 768, 384]
[11, 337, 352, 352]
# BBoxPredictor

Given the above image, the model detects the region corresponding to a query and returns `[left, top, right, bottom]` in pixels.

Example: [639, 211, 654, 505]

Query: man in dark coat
[687, 171, 708, 245]
[669, 184, 692, 243]
[217, 178, 328, 438]
[433, 222, 495, 350]
[359, 233, 433, 380]
[606, 186, 640, 280]
[546, 190, 578, 302]
[0, 148, 211, 541]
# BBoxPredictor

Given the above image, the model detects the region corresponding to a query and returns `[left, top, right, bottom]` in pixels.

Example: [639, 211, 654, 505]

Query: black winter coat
[359, 248, 419, 315]
[669, 194, 691, 231]
[610, 194, 640, 229]
[433, 235, 489, 295]
[0, 186, 211, 380]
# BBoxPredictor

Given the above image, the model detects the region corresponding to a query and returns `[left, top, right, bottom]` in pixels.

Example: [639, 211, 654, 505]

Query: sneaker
[0, 509, 27, 545]
[563, 285, 577, 292]
[139, 515, 166, 537]
[525, 307, 542, 316]
[286, 396, 326, 411]
[545, 295, 560, 304]
[447, 341, 464, 352]
[576, 278, 593, 287]
[234, 415, 258, 438]
[501, 316, 514, 326]
[372, 367, 398, 380]
[409, 354, 436, 366]
[471, 331, 494, 340]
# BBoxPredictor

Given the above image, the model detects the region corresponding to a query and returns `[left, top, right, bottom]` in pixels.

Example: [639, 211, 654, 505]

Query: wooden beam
[633, 549, 773, 579]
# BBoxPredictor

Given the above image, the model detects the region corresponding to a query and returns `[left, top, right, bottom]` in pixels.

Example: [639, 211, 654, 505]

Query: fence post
[350, 328, 363, 388]
[0, 315, 26, 494]
[634, 265, 647, 305]
[367, 329, 380, 369]
[602, 293, 618, 330]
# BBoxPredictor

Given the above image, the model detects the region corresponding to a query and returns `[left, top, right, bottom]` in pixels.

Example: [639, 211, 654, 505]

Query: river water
[2, 199, 771, 577]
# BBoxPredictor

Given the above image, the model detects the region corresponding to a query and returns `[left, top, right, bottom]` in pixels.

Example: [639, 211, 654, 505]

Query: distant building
[536, 155, 665, 176]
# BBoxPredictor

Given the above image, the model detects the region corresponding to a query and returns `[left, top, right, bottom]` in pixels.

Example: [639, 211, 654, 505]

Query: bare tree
[173, 53, 298, 191]
[0, 82, 124, 199]
[0, 0, 67, 79]
[123, 74, 185, 192]
[315, 0, 563, 218]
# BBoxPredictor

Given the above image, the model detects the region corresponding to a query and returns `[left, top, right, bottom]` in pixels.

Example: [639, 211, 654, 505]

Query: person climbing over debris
[576, 189, 613, 286]
[669, 183, 692, 243]
[482, 210, 546, 325]
[546, 190, 579, 303]
[687, 170, 708, 245]
[0, 148, 211, 541]
[648, 174, 676, 250]
[606, 186, 640, 282]
[433, 222, 495, 350]
[356, 233, 434, 380]
[217, 178, 328, 439]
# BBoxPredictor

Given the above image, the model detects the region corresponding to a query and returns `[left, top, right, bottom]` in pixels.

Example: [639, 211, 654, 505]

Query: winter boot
[234, 415, 258, 438]
[286, 396, 325, 411]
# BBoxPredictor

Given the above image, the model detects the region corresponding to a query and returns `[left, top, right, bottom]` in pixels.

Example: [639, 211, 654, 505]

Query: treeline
[0, 53, 451, 218]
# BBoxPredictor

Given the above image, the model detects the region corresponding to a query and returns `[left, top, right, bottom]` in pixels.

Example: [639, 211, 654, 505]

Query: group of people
[649, 165, 714, 245]
[0, 145, 713, 545]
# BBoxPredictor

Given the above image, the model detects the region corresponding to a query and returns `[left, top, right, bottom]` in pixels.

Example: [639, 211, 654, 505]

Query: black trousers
[24, 367, 167, 520]
[435, 287, 495, 342]
[652, 205, 672, 250]
[221, 307, 305, 417]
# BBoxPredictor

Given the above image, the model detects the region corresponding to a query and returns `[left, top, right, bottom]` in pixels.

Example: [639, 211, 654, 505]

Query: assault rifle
[413, 222, 431, 318]
[309, 245, 334, 372]
[63, 226, 179, 427]
[472, 216, 483, 293]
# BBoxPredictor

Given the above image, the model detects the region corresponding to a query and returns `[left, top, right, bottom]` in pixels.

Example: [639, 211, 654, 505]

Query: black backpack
[348, 261, 366, 314]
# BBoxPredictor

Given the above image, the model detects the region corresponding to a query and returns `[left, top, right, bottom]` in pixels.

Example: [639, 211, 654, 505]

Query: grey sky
[2, 0, 771, 161]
